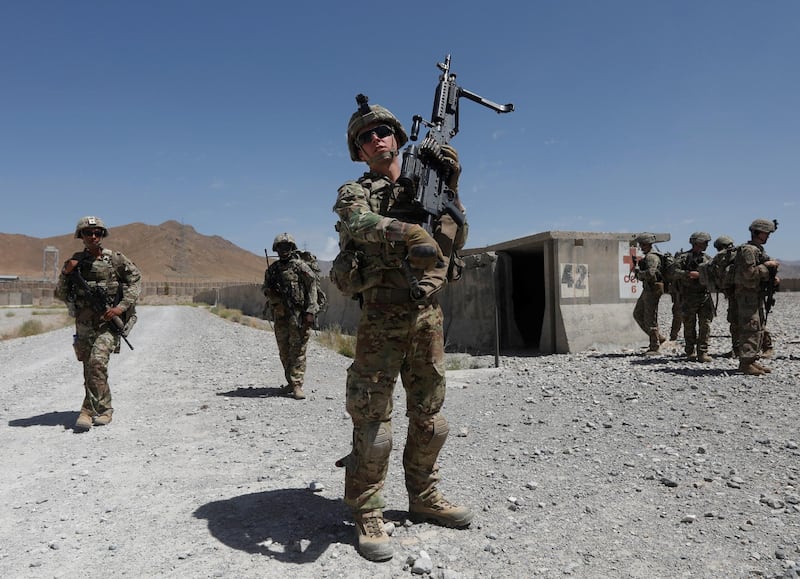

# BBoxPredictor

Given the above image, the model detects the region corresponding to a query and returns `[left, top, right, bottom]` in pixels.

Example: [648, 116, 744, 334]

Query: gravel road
[1, 297, 799, 579]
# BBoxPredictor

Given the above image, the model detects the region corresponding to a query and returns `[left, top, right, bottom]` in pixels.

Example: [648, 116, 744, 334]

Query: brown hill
[0, 221, 266, 282]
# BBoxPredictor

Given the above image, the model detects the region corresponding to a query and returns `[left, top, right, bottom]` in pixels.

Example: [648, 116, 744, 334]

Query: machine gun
[389, 54, 514, 233]
[69, 266, 133, 350]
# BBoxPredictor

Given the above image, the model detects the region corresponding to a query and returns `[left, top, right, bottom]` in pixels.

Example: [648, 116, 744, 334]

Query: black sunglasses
[81, 229, 105, 237]
[356, 124, 394, 146]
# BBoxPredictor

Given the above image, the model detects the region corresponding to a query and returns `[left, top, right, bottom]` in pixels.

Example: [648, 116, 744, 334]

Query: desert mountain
[0, 221, 267, 282]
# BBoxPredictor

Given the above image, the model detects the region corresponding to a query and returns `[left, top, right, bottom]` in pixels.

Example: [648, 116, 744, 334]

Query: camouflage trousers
[680, 292, 714, 354]
[735, 288, 767, 362]
[633, 287, 662, 341]
[342, 299, 448, 513]
[73, 320, 119, 414]
[273, 314, 311, 388]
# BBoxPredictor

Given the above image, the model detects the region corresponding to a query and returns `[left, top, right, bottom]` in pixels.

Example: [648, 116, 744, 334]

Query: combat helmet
[635, 232, 656, 245]
[713, 235, 734, 251]
[272, 232, 297, 252]
[689, 231, 711, 244]
[347, 94, 408, 162]
[749, 218, 777, 233]
[74, 216, 108, 239]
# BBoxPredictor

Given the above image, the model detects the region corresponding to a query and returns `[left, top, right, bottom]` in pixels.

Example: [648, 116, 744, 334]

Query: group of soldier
[632, 219, 780, 376]
[54, 93, 784, 564]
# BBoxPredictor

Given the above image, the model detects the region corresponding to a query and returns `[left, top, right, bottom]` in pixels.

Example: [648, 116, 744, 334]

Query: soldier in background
[261, 233, 320, 400]
[632, 233, 667, 355]
[671, 232, 713, 361]
[332, 97, 472, 561]
[734, 219, 780, 376]
[712, 235, 740, 358]
[55, 216, 141, 430]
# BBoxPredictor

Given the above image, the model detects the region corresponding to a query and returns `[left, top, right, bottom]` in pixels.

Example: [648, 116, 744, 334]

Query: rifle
[762, 219, 780, 323]
[69, 266, 133, 350]
[390, 54, 514, 232]
[764, 266, 778, 322]
[628, 246, 640, 281]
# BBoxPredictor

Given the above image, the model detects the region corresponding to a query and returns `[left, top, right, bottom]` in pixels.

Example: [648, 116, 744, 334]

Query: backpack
[657, 251, 676, 293]
[698, 246, 738, 292]
[295, 250, 328, 313]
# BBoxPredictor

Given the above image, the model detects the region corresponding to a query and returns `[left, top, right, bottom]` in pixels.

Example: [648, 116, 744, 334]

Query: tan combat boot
[739, 360, 765, 376]
[753, 361, 772, 373]
[292, 385, 306, 400]
[94, 410, 113, 426]
[353, 510, 393, 562]
[697, 352, 712, 363]
[75, 409, 93, 430]
[644, 331, 660, 355]
[409, 493, 474, 528]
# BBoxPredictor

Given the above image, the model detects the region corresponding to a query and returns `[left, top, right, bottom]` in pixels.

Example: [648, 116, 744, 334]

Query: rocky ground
[1, 296, 799, 579]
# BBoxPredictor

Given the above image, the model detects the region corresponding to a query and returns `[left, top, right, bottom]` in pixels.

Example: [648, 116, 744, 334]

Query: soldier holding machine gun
[331, 55, 513, 561]
[56, 216, 141, 431]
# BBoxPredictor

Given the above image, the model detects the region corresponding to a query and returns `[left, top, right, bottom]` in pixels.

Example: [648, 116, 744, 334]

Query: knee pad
[408, 412, 449, 454]
[355, 421, 392, 462]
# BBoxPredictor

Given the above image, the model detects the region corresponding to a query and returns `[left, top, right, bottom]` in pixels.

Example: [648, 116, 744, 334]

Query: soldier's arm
[116, 254, 141, 312]
[334, 181, 403, 244]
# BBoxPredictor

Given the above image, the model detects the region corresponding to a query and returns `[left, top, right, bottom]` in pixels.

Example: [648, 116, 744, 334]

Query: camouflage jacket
[734, 241, 772, 292]
[672, 250, 711, 296]
[333, 172, 468, 295]
[262, 254, 319, 315]
[55, 248, 141, 321]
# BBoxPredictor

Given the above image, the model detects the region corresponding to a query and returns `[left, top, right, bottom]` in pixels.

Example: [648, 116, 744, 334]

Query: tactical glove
[420, 137, 461, 193]
[385, 221, 443, 271]
[439, 143, 461, 193]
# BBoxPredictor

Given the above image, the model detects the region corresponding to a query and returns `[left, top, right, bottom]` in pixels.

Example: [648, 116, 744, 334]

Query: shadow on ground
[217, 386, 291, 398]
[194, 488, 351, 563]
[8, 410, 77, 429]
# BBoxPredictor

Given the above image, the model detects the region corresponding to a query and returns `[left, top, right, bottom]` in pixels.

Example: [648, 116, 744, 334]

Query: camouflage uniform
[262, 241, 319, 398]
[334, 173, 464, 511]
[333, 97, 472, 562]
[55, 223, 141, 425]
[713, 236, 740, 357]
[672, 248, 713, 358]
[632, 235, 665, 353]
[734, 240, 775, 371]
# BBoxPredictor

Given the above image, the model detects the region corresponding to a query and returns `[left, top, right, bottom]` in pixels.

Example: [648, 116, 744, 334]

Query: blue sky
[2, 0, 798, 261]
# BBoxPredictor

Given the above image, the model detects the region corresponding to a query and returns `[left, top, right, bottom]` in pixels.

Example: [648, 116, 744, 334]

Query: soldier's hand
[402, 224, 443, 270]
[765, 259, 779, 270]
[102, 306, 124, 321]
[688, 271, 699, 280]
[62, 259, 79, 275]
[439, 144, 461, 193]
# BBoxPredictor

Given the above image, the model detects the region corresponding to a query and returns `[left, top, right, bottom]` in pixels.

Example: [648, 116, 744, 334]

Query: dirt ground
[1, 301, 799, 578]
